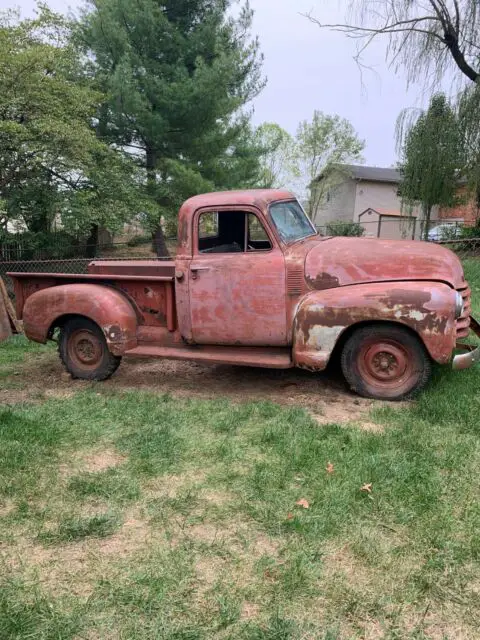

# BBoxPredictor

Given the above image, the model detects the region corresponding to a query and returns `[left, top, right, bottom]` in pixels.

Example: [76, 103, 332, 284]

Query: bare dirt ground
[1, 348, 387, 429]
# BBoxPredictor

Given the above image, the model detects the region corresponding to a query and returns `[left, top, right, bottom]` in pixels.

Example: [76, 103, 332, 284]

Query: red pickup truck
[9, 189, 479, 400]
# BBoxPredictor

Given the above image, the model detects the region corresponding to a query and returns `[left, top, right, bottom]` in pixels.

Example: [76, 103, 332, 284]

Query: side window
[247, 214, 272, 251]
[199, 212, 219, 239]
[198, 211, 272, 253]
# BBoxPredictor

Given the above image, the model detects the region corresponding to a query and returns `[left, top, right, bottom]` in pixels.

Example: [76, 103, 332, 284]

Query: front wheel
[340, 324, 431, 400]
[59, 317, 121, 381]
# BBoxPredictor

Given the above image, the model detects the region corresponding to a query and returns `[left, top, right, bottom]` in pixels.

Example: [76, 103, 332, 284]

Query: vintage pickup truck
[9, 189, 479, 400]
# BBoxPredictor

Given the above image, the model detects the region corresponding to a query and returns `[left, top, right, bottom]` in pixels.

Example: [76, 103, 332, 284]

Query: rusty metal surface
[293, 281, 458, 370]
[177, 189, 294, 257]
[305, 237, 465, 290]
[452, 316, 480, 370]
[8, 271, 174, 283]
[188, 250, 287, 346]
[456, 284, 472, 338]
[9, 189, 473, 379]
[22, 283, 138, 355]
[88, 260, 175, 278]
[125, 343, 293, 368]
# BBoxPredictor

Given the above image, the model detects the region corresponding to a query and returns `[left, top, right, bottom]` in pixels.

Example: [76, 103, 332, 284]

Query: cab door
[188, 208, 287, 346]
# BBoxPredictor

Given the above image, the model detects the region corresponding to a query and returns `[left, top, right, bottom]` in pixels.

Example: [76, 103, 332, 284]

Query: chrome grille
[456, 284, 471, 339]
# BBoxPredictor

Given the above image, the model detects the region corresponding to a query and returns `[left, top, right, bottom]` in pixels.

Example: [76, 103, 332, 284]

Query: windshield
[269, 200, 317, 244]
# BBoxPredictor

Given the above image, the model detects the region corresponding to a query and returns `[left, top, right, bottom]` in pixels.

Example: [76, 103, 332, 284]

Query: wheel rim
[357, 338, 414, 391]
[67, 329, 104, 371]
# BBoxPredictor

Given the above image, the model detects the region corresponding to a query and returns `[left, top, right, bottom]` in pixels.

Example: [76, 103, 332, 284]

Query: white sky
[3, 0, 432, 167]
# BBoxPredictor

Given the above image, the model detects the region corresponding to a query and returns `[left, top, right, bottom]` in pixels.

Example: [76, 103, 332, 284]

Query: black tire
[59, 317, 121, 381]
[340, 324, 432, 401]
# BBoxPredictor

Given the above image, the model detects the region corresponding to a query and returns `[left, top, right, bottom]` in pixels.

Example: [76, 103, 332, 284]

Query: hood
[304, 237, 465, 290]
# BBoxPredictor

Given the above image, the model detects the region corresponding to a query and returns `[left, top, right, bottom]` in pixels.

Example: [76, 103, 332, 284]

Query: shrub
[127, 234, 152, 247]
[324, 221, 365, 237]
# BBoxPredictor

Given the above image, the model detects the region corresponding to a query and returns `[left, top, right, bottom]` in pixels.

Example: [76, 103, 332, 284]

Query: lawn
[0, 262, 480, 639]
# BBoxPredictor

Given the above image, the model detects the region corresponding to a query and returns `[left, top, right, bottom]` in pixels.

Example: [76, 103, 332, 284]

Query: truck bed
[8, 260, 177, 331]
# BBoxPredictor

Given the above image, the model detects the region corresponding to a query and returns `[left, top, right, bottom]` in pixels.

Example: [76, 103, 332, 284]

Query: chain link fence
[316, 218, 464, 241]
[2, 235, 480, 308]
[0, 253, 173, 298]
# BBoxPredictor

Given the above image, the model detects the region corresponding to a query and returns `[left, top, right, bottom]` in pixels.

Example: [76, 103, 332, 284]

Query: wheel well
[329, 319, 429, 366]
[47, 314, 99, 340]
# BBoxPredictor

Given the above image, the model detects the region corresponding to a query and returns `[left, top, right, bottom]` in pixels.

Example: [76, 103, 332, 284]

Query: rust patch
[294, 281, 457, 368]
[306, 272, 340, 291]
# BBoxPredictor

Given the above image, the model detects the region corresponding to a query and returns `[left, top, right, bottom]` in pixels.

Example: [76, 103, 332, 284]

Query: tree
[305, 1, 480, 87]
[399, 94, 463, 240]
[77, 0, 264, 256]
[254, 123, 298, 189]
[296, 111, 364, 216]
[0, 7, 142, 244]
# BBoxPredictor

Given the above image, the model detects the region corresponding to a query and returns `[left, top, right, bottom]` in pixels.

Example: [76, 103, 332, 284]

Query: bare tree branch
[304, 1, 480, 85]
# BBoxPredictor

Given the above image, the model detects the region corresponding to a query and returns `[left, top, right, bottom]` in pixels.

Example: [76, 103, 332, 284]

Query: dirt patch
[185, 520, 279, 559]
[0, 500, 15, 518]
[311, 400, 385, 432]
[4, 509, 153, 598]
[195, 556, 225, 588]
[79, 449, 127, 473]
[3, 348, 388, 428]
[241, 601, 261, 620]
[144, 471, 207, 500]
[59, 447, 126, 480]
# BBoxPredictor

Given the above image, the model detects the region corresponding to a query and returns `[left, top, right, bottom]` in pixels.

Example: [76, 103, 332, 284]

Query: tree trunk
[146, 146, 170, 258]
[422, 203, 432, 241]
[152, 225, 169, 257]
[86, 224, 99, 258]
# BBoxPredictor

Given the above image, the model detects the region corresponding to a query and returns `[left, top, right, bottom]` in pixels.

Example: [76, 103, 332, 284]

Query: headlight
[455, 291, 465, 319]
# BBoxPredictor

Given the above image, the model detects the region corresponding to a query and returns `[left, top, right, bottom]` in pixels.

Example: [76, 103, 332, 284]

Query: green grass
[1, 261, 480, 638]
[0, 371, 479, 638]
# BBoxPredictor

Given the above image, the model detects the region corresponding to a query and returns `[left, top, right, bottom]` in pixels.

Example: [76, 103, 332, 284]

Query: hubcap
[359, 340, 411, 386]
[68, 329, 103, 370]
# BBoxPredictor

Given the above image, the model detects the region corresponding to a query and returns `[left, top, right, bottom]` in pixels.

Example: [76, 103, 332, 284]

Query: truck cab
[9, 189, 479, 400]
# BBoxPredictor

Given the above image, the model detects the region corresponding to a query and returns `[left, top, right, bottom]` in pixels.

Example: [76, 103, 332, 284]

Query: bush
[127, 234, 152, 247]
[460, 223, 480, 250]
[0, 231, 84, 260]
[324, 221, 365, 237]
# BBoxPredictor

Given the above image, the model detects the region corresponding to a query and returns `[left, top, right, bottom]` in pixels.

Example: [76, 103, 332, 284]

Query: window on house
[198, 211, 272, 253]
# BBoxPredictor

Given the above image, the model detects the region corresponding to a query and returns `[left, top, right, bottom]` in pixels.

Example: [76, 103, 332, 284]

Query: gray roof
[318, 163, 401, 184]
[340, 164, 400, 183]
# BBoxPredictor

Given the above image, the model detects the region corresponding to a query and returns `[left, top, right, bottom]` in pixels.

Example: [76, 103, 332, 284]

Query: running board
[124, 344, 293, 369]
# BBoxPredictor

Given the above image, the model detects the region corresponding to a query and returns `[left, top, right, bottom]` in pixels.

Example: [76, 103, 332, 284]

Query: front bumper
[453, 317, 480, 371]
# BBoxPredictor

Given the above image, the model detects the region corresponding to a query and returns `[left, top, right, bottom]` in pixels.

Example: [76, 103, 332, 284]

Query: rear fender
[23, 283, 138, 355]
[293, 281, 457, 370]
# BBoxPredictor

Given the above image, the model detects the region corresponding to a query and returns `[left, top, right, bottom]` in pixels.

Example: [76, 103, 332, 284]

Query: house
[311, 164, 439, 240]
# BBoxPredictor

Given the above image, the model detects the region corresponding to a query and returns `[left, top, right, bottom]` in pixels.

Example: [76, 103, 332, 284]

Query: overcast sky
[4, 0, 430, 167]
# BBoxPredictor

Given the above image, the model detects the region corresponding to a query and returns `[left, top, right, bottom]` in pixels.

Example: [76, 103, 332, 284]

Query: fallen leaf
[286, 512, 294, 521]
[296, 498, 310, 509]
[360, 483, 373, 493]
[326, 462, 334, 474]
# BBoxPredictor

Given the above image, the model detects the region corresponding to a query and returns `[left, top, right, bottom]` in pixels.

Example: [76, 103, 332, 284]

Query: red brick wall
[439, 188, 479, 226]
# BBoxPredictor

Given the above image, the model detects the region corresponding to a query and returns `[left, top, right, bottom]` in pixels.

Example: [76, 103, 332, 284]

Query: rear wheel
[59, 317, 121, 381]
[340, 324, 431, 400]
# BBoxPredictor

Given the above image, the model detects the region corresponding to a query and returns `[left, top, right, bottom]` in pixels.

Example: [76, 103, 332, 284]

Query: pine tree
[77, 0, 264, 255]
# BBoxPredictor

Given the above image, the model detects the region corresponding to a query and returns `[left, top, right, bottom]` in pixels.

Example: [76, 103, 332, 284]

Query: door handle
[190, 266, 210, 280]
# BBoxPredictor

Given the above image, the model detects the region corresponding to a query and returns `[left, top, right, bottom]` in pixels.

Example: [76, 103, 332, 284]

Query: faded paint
[7, 188, 478, 388]
[19, 283, 138, 356]
[305, 237, 465, 290]
[293, 281, 458, 369]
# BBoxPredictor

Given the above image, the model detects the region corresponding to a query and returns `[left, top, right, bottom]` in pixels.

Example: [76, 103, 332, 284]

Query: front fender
[23, 284, 138, 356]
[293, 281, 457, 370]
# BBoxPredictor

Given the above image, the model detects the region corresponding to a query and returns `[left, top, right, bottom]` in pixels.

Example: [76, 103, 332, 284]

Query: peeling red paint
[7, 188, 478, 396]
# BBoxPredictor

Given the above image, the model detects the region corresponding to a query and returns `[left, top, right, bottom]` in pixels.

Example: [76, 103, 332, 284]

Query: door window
[198, 211, 272, 253]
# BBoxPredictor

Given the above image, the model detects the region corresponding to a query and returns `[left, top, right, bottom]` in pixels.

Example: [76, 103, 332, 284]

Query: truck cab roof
[182, 189, 296, 210]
